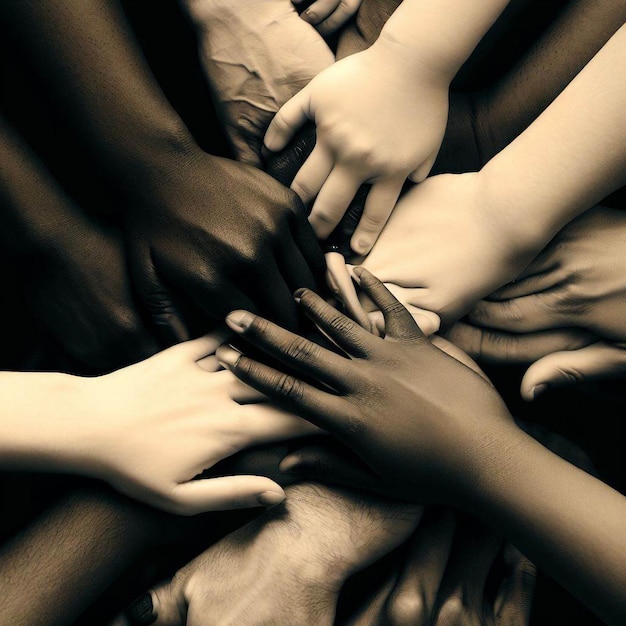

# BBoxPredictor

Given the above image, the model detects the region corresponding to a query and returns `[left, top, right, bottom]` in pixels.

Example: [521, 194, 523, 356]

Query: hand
[216, 269, 516, 506]
[295, 0, 364, 37]
[121, 483, 420, 625]
[124, 152, 324, 335]
[264, 38, 449, 255]
[361, 173, 541, 326]
[18, 216, 159, 371]
[180, 0, 335, 166]
[76, 332, 318, 515]
[464, 205, 626, 397]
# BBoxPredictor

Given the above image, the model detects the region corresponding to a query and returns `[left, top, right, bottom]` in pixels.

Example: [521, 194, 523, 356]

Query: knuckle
[284, 336, 320, 363]
[387, 592, 427, 625]
[275, 374, 303, 404]
[435, 594, 465, 626]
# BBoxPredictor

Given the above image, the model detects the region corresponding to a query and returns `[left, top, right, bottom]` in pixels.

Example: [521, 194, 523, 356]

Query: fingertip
[257, 489, 286, 507]
[215, 344, 242, 369]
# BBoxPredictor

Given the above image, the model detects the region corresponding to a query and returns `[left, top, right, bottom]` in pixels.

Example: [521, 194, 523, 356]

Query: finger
[169, 476, 286, 516]
[295, 287, 375, 357]
[128, 243, 190, 345]
[279, 443, 383, 493]
[408, 157, 435, 183]
[445, 322, 597, 365]
[227, 375, 268, 403]
[386, 508, 456, 626]
[326, 252, 373, 332]
[216, 345, 355, 434]
[520, 342, 626, 401]
[264, 88, 311, 153]
[351, 178, 404, 255]
[317, 0, 362, 36]
[469, 294, 565, 334]
[290, 144, 333, 205]
[164, 327, 231, 362]
[346, 570, 399, 626]
[299, 0, 341, 25]
[494, 545, 536, 626]
[224, 308, 350, 387]
[353, 267, 424, 342]
[309, 168, 362, 239]
[434, 518, 502, 626]
[370, 283, 441, 336]
[238, 403, 322, 443]
[125, 582, 185, 626]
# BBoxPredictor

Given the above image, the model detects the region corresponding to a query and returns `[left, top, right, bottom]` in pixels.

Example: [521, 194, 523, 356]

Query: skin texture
[459, 205, 626, 399]
[217, 270, 626, 623]
[0, 0, 324, 337]
[294, 0, 364, 37]
[1, 0, 622, 622]
[0, 117, 158, 370]
[264, 0, 511, 255]
[1, 332, 320, 515]
[179, 0, 335, 167]
[362, 24, 626, 328]
[120, 483, 420, 625]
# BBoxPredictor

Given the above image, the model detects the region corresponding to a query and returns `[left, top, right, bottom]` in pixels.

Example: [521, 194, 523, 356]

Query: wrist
[101, 120, 200, 205]
[0, 372, 97, 474]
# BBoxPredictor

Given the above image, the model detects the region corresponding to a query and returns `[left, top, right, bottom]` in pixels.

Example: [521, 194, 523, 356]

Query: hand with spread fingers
[216, 269, 626, 624]
[217, 267, 515, 505]
[0, 332, 318, 516]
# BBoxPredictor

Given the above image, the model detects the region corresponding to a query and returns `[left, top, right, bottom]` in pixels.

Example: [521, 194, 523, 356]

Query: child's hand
[361, 173, 541, 327]
[294, 0, 363, 37]
[264, 39, 449, 255]
[217, 270, 516, 506]
[82, 332, 318, 515]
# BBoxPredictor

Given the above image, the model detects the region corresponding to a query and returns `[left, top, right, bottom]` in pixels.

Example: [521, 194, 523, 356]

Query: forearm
[0, 487, 163, 626]
[476, 0, 626, 165]
[0, 118, 84, 253]
[465, 424, 626, 624]
[0, 0, 195, 188]
[478, 24, 626, 245]
[378, 0, 511, 78]
[0, 372, 92, 473]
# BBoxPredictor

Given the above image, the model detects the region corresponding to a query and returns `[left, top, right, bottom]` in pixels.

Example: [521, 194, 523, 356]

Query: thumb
[521, 342, 626, 401]
[124, 579, 186, 626]
[263, 87, 311, 153]
[168, 475, 286, 516]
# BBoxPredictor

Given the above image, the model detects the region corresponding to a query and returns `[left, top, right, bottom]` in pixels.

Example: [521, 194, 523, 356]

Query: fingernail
[126, 592, 156, 625]
[215, 345, 241, 368]
[257, 490, 285, 506]
[302, 9, 318, 22]
[532, 383, 549, 400]
[226, 310, 253, 332]
[294, 288, 307, 304]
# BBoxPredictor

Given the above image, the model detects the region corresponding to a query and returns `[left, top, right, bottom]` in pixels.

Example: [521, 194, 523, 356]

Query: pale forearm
[0, 372, 90, 473]
[378, 0, 511, 77]
[479, 24, 626, 245]
[466, 424, 626, 624]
